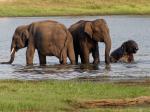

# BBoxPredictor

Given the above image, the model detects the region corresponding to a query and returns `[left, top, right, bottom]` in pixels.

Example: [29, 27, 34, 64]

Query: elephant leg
[92, 43, 100, 64]
[75, 53, 79, 64]
[80, 47, 90, 64]
[26, 45, 35, 65]
[60, 49, 67, 64]
[59, 57, 67, 64]
[67, 44, 76, 65]
[38, 52, 46, 65]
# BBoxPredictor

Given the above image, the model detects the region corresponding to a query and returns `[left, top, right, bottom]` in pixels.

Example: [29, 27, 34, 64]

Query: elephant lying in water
[110, 40, 139, 63]
[1, 20, 75, 65]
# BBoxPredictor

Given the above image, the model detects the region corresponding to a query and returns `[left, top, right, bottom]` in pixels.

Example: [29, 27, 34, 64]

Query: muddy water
[0, 16, 150, 81]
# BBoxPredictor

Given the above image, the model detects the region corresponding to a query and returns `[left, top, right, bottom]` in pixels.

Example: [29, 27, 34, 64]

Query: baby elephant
[110, 40, 138, 63]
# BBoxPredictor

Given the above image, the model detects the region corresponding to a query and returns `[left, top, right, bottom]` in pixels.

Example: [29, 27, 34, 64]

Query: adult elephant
[69, 19, 111, 65]
[1, 20, 75, 65]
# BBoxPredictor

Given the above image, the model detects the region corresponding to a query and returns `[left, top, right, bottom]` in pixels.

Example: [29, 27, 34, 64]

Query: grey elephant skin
[1, 20, 75, 65]
[69, 19, 111, 65]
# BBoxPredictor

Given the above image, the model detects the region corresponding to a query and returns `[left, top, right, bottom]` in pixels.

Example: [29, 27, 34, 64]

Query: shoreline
[0, 14, 150, 18]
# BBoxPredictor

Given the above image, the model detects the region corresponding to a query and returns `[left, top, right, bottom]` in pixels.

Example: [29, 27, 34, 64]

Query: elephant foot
[71, 60, 76, 65]
[39, 63, 46, 66]
[59, 60, 67, 65]
[93, 60, 100, 65]
[105, 64, 111, 70]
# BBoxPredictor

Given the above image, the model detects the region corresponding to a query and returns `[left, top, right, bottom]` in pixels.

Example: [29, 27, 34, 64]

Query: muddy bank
[75, 96, 150, 109]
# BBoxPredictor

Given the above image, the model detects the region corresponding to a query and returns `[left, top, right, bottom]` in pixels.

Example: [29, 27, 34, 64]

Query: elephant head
[1, 25, 29, 64]
[121, 40, 139, 54]
[84, 19, 111, 64]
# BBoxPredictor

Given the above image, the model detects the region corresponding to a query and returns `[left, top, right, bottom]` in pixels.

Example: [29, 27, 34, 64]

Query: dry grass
[78, 96, 150, 108]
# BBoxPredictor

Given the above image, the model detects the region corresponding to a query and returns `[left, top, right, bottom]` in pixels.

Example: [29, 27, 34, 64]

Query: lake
[0, 16, 150, 82]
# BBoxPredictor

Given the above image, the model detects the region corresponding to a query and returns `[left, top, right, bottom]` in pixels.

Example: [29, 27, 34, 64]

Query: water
[0, 16, 150, 81]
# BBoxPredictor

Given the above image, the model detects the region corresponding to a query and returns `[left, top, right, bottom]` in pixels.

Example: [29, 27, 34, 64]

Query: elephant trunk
[8, 40, 17, 64]
[0, 41, 16, 64]
[0, 48, 15, 64]
[104, 35, 111, 65]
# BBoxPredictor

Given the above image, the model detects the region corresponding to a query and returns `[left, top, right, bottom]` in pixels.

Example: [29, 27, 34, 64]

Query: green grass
[0, 80, 150, 112]
[0, 0, 150, 16]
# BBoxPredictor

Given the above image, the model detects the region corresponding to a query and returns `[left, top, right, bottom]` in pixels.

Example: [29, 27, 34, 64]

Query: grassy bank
[0, 80, 150, 112]
[0, 0, 150, 17]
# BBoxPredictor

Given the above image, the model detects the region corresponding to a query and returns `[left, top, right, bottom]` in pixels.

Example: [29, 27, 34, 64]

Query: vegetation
[0, 80, 150, 112]
[0, 0, 150, 16]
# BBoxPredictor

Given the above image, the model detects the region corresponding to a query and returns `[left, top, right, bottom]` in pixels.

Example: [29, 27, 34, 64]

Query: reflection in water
[0, 16, 150, 81]
[1, 61, 148, 82]
[12, 64, 103, 80]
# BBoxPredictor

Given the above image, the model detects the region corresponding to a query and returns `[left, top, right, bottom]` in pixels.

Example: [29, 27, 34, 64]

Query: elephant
[69, 19, 111, 65]
[1, 20, 75, 65]
[110, 40, 138, 63]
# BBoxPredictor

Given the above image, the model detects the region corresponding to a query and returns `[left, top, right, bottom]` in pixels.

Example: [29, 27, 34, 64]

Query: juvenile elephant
[1, 20, 75, 65]
[69, 19, 111, 65]
[110, 40, 138, 63]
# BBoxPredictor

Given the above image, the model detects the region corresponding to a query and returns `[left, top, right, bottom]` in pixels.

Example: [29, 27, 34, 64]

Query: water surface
[0, 16, 150, 81]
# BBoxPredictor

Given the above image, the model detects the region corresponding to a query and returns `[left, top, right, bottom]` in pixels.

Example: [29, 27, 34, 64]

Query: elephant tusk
[10, 48, 15, 55]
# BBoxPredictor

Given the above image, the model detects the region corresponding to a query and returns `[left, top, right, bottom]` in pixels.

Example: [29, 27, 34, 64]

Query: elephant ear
[84, 22, 93, 38]
[21, 30, 29, 40]
[20, 28, 29, 47]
